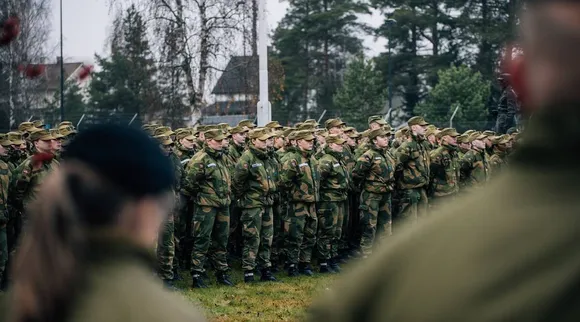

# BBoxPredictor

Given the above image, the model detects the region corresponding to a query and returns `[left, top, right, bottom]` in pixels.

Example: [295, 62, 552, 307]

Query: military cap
[32, 120, 45, 129]
[249, 128, 273, 141]
[325, 134, 346, 145]
[265, 121, 283, 129]
[59, 121, 74, 128]
[282, 128, 295, 137]
[287, 131, 298, 140]
[238, 119, 256, 129]
[463, 129, 476, 136]
[153, 126, 174, 137]
[0, 134, 12, 147]
[174, 128, 191, 140]
[204, 129, 226, 141]
[407, 116, 429, 126]
[436, 128, 459, 139]
[343, 126, 356, 134]
[18, 122, 36, 133]
[304, 119, 318, 126]
[325, 118, 345, 129]
[382, 125, 393, 133]
[218, 123, 230, 130]
[498, 134, 512, 144]
[367, 128, 390, 140]
[29, 129, 53, 141]
[297, 123, 316, 131]
[483, 130, 496, 137]
[469, 132, 487, 141]
[59, 125, 77, 137]
[360, 129, 370, 138]
[196, 125, 207, 132]
[294, 130, 315, 141]
[506, 127, 518, 135]
[457, 134, 474, 144]
[230, 126, 249, 135]
[7, 132, 24, 145]
[154, 134, 174, 146]
[368, 115, 387, 125]
[50, 128, 64, 139]
[294, 122, 303, 128]
[425, 125, 438, 137]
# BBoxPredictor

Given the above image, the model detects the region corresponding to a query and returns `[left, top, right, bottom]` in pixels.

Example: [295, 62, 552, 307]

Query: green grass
[174, 268, 338, 322]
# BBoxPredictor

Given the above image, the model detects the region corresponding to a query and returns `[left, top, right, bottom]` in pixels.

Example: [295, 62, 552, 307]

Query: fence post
[128, 113, 138, 125]
[449, 104, 461, 128]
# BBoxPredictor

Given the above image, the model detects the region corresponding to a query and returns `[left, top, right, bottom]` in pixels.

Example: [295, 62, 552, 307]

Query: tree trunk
[252, 0, 258, 57]
[196, 1, 209, 117]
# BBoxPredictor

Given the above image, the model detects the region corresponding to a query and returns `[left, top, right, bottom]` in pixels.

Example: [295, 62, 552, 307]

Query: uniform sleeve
[318, 158, 333, 179]
[10, 160, 32, 209]
[232, 155, 250, 198]
[280, 156, 299, 191]
[396, 142, 412, 163]
[183, 158, 205, 196]
[460, 152, 475, 172]
[352, 153, 372, 186]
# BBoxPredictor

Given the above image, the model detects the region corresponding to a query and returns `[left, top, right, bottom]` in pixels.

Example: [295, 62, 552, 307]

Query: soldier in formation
[0, 115, 521, 291]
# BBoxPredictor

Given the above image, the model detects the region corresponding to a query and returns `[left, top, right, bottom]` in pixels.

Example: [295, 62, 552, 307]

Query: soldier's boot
[216, 271, 234, 286]
[244, 271, 255, 283]
[172, 268, 183, 281]
[191, 274, 208, 289]
[270, 264, 280, 273]
[287, 264, 299, 277]
[330, 257, 341, 273]
[299, 262, 314, 276]
[162, 279, 179, 291]
[318, 262, 334, 274]
[260, 268, 277, 282]
[200, 271, 210, 280]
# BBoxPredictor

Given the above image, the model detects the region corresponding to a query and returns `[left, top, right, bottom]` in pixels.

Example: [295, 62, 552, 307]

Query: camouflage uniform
[459, 136, 490, 190]
[155, 134, 183, 281]
[267, 145, 284, 268]
[428, 129, 461, 209]
[174, 142, 196, 270]
[317, 141, 349, 266]
[396, 131, 430, 223]
[232, 139, 277, 275]
[184, 134, 232, 278]
[226, 138, 247, 259]
[280, 131, 319, 273]
[0, 159, 10, 287]
[489, 135, 511, 177]
[352, 129, 396, 256]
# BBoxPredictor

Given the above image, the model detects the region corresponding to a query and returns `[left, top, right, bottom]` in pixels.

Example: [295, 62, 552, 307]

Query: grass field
[174, 268, 339, 322]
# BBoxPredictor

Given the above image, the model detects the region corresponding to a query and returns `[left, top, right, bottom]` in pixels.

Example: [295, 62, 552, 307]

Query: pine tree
[43, 82, 87, 128]
[333, 56, 387, 130]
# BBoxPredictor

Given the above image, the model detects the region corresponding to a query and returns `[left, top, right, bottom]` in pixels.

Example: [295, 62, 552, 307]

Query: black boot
[191, 274, 208, 288]
[299, 262, 314, 276]
[319, 262, 333, 274]
[172, 270, 183, 281]
[287, 264, 299, 277]
[163, 279, 179, 291]
[260, 268, 277, 282]
[244, 270, 255, 283]
[330, 257, 341, 273]
[216, 271, 234, 286]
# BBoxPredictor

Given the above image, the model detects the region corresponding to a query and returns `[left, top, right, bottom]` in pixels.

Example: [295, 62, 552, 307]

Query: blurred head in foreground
[7, 124, 177, 322]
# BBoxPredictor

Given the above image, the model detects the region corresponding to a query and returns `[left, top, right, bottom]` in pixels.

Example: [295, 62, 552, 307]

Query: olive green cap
[29, 129, 53, 141]
[436, 128, 459, 139]
[294, 130, 315, 141]
[367, 128, 390, 140]
[463, 130, 476, 136]
[326, 134, 346, 145]
[7, 132, 24, 145]
[470, 132, 487, 141]
[18, 122, 36, 133]
[153, 126, 174, 137]
[59, 125, 77, 137]
[368, 115, 387, 125]
[0, 134, 12, 147]
[237, 119, 256, 129]
[343, 126, 356, 134]
[296, 123, 316, 131]
[154, 134, 174, 146]
[265, 121, 283, 129]
[347, 131, 360, 139]
[230, 126, 249, 135]
[204, 129, 226, 141]
[282, 128, 295, 137]
[506, 127, 518, 135]
[483, 130, 496, 137]
[304, 119, 318, 126]
[249, 128, 273, 140]
[32, 120, 44, 128]
[407, 116, 429, 126]
[457, 134, 474, 144]
[59, 121, 73, 128]
[50, 128, 64, 139]
[325, 118, 345, 130]
[174, 128, 192, 140]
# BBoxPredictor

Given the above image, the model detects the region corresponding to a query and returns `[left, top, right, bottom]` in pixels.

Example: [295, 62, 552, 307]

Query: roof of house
[41, 62, 85, 92]
[211, 56, 259, 95]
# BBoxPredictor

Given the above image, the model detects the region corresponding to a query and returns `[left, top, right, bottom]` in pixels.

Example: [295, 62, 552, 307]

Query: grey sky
[50, 0, 387, 64]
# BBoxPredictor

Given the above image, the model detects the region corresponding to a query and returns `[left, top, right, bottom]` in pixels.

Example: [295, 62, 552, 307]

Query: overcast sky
[49, 0, 387, 65]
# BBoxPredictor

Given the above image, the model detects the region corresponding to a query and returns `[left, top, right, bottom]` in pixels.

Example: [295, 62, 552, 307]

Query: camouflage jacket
[460, 149, 489, 187]
[353, 145, 396, 194]
[175, 145, 195, 162]
[342, 146, 356, 172]
[228, 142, 246, 164]
[354, 143, 370, 159]
[184, 146, 231, 208]
[11, 154, 59, 209]
[276, 147, 287, 160]
[489, 148, 508, 177]
[280, 146, 298, 163]
[280, 148, 319, 203]
[169, 152, 184, 192]
[317, 147, 350, 201]
[429, 144, 460, 197]
[232, 145, 278, 208]
[0, 160, 10, 226]
[396, 137, 431, 189]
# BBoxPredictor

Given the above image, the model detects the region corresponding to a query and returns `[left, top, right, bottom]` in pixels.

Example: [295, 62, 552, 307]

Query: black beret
[62, 124, 175, 198]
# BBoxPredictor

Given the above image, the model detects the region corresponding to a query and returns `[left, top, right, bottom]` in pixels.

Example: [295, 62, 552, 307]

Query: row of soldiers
[141, 115, 519, 289]
[0, 120, 77, 290]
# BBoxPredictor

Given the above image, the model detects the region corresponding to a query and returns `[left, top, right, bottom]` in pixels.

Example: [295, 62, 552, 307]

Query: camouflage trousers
[316, 201, 345, 261]
[398, 188, 428, 225]
[228, 203, 243, 258]
[271, 196, 284, 263]
[191, 205, 230, 274]
[175, 193, 194, 270]
[346, 192, 360, 252]
[287, 202, 317, 265]
[241, 206, 274, 271]
[0, 225, 6, 285]
[359, 191, 392, 257]
[157, 213, 175, 281]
